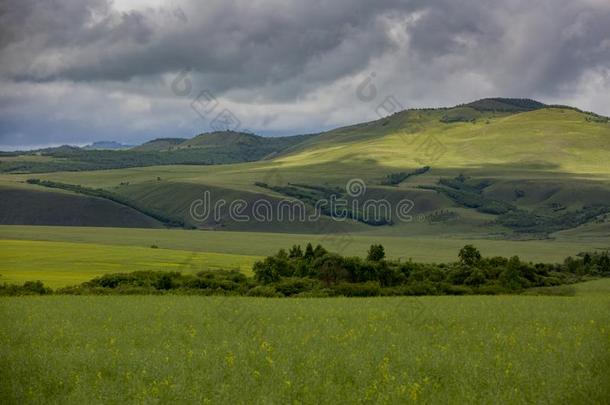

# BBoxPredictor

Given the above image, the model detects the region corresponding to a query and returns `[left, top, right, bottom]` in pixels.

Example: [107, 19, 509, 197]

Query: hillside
[1, 98, 609, 239]
[275, 107, 609, 175]
[0, 132, 316, 173]
[0, 185, 163, 228]
[131, 138, 186, 152]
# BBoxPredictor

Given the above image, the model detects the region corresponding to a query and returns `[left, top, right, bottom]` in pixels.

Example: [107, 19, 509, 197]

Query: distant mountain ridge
[83, 141, 134, 150]
[133, 131, 315, 153]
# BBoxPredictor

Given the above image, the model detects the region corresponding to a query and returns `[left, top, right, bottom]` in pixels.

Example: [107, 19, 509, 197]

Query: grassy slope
[130, 138, 186, 152]
[0, 185, 164, 228]
[275, 108, 610, 175]
[0, 239, 261, 288]
[1, 279, 608, 403]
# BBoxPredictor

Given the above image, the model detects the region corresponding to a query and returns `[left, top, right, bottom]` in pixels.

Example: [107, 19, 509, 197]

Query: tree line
[2, 244, 608, 297]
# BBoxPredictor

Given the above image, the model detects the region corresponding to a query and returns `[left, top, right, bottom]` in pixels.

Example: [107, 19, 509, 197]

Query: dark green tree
[367, 244, 386, 262]
[155, 274, 174, 290]
[598, 252, 610, 273]
[458, 245, 482, 267]
[313, 244, 328, 258]
[499, 256, 525, 290]
[289, 245, 303, 259]
[304, 243, 315, 260]
[464, 268, 487, 286]
[253, 256, 292, 284]
[313, 254, 348, 286]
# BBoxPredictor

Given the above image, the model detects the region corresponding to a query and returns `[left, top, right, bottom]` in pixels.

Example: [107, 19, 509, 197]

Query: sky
[1, 0, 610, 150]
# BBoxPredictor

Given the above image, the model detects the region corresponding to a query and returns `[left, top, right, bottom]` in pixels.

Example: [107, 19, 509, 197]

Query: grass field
[0, 239, 260, 288]
[1, 225, 609, 288]
[1, 278, 608, 403]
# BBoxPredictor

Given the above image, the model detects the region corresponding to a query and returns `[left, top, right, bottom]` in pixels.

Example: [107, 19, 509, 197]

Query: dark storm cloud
[0, 0, 407, 90]
[402, 0, 610, 96]
[1, 0, 609, 148]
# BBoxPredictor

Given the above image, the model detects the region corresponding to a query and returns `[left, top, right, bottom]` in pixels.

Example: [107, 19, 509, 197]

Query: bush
[0, 280, 52, 296]
[333, 282, 381, 297]
[246, 286, 282, 297]
[439, 283, 472, 295]
[313, 254, 349, 285]
[465, 269, 487, 286]
[155, 274, 174, 290]
[274, 278, 320, 296]
[499, 258, 528, 290]
[523, 285, 576, 296]
[253, 256, 293, 284]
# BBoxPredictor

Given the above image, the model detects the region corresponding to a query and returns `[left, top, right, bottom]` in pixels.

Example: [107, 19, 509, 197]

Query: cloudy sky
[1, 0, 610, 149]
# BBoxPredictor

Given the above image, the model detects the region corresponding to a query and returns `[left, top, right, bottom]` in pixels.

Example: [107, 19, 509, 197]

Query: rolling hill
[131, 138, 187, 152]
[0, 132, 317, 173]
[1, 98, 609, 240]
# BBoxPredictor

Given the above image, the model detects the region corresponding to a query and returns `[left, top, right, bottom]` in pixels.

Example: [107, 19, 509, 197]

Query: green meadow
[0, 239, 260, 288]
[1, 225, 608, 288]
[1, 279, 609, 403]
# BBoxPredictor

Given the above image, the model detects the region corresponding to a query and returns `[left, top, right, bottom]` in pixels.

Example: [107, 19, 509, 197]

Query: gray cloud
[1, 0, 609, 148]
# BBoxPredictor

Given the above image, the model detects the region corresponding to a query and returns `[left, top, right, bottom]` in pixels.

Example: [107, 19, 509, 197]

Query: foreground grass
[0, 240, 260, 288]
[1, 280, 609, 403]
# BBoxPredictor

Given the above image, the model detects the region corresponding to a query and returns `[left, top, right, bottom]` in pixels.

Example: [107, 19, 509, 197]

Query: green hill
[0, 132, 316, 173]
[0, 184, 163, 228]
[131, 138, 187, 152]
[464, 98, 546, 112]
[1, 99, 609, 239]
[274, 107, 609, 175]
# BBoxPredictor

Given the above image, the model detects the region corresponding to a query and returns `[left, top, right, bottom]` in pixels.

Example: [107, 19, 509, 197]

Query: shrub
[439, 283, 472, 295]
[333, 282, 381, 297]
[247, 286, 282, 297]
[0, 281, 52, 296]
[499, 257, 528, 290]
[253, 256, 292, 284]
[465, 269, 487, 286]
[523, 285, 576, 296]
[313, 254, 349, 285]
[155, 274, 174, 290]
[274, 278, 320, 296]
